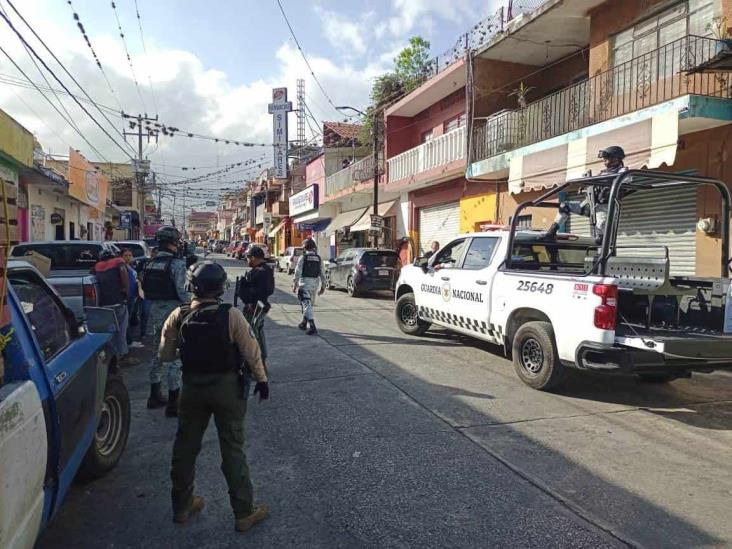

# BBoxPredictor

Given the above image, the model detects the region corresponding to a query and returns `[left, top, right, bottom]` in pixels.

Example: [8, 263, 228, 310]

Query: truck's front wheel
[78, 376, 131, 482]
[395, 293, 430, 336]
[512, 321, 565, 391]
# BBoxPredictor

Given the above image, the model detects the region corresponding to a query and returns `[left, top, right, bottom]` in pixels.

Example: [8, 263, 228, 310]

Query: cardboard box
[19, 250, 51, 277]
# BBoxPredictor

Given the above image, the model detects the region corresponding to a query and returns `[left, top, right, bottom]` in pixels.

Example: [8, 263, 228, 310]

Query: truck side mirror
[83, 306, 119, 334]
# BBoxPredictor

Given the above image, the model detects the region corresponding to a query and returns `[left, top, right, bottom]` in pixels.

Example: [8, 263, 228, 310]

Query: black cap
[246, 245, 265, 258]
[186, 261, 227, 297]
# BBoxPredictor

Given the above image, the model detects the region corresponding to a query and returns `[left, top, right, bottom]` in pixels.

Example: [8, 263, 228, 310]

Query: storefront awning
[268, 219, 287, 238]
[508, 109, 679, 194]
[350, 200, 398, 232]
[325, 207, 368, 236]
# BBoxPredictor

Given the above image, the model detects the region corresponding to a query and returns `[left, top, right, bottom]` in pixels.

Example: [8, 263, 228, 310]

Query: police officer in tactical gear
[159, 261, 269, 532]
[544, 145, 627, 243]
[238, 245, 274, 364]
[293, 238, 326, 335]
[143, 225, 191, 416]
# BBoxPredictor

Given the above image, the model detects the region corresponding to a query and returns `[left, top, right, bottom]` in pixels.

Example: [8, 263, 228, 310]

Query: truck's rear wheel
[395, 293, 430, 336]
[77, 376, 130, 482]
[512, 321, 565, 391]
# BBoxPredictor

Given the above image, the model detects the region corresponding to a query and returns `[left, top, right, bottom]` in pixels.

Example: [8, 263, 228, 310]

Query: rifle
[234, 275, 240, 307]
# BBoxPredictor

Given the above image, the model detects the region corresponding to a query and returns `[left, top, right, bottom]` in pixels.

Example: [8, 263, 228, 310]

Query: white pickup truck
[394, 170, 732, 390]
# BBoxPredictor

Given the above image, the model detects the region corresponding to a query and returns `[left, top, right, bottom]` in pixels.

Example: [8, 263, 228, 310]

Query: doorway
[69, 221, 75, 240]
[54, 224, 64, 240]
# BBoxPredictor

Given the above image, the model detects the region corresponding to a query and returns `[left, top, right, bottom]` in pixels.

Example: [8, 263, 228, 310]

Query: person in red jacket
[92, 249, 130, 357]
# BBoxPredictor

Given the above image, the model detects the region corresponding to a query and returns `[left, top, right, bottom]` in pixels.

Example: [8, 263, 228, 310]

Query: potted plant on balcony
[508, 82, 534, 148]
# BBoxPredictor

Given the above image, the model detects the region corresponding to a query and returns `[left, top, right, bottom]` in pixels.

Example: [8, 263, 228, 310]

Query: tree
[358, 36, 432, 145]
[394, 36, 432, 93]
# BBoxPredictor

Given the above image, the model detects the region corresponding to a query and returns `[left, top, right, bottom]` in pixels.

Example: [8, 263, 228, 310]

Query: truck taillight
[356, 263, 368, 272]
[83, 282, 97, 306]
[592, 284, 618, 330]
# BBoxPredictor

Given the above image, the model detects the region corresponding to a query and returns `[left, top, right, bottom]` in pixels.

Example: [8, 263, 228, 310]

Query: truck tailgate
[616, 334, 732, 361]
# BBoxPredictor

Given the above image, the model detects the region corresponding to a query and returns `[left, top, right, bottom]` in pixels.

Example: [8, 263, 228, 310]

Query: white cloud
[316, 8, 367, 55]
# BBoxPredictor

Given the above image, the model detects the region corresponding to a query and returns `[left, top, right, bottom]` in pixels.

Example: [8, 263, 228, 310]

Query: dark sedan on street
[325, 248, 401, 297]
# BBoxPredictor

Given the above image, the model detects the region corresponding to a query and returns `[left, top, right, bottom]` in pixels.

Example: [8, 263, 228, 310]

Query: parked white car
[276, 246, 303, 274]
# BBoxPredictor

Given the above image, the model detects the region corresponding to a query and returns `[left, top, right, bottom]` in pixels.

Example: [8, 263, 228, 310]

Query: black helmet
[302, 238, 317, 251]
[245, 245, 265, 259]
[155, 225, 181, 244]
[187, 261, 226, 297]
[598, 146, 625, 160]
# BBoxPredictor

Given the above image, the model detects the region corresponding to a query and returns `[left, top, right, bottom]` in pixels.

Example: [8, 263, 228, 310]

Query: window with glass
[432, 238, 467, 269]
[461, 237, 499, 270]
[612, 1, 714, 91]
[421, 129, 434, 143]
[10, 274, 72, 360]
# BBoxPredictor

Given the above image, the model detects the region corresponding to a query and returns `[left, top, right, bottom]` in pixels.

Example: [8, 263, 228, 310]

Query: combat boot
[165, 389, 180, 417]
[173, 496, 205, 524]
[235, 504, 269, 533]
[306, 320, 317, 335]
[147, 383, 168, 409]
[298, 317, 308, 330]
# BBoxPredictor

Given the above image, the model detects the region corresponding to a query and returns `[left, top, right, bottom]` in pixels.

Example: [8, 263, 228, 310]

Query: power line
[110, 0, 147, 111]
[274, 0, 341, 116]
[132, 0, 158, 115]
[3, 0, 136, 158]
[0, 44, 111, 163]
[65, 0, 123, 111]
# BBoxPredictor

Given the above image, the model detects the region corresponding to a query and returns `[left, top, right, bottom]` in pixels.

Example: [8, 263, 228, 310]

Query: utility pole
[123, 112, 158, 237]
[372, 111, 380, 248]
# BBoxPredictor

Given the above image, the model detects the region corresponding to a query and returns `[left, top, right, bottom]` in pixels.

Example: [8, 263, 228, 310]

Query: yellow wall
[459, 192, 497, 233]
[0, 109, 33, 167]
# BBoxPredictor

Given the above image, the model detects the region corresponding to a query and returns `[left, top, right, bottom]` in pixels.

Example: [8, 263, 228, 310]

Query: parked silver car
[276, 246, 303, 274]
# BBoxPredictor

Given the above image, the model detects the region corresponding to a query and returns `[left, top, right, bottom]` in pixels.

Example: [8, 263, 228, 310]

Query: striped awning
[509, 109, 679, 194]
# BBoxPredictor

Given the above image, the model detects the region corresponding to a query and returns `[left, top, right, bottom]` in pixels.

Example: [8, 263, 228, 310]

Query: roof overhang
[475, 0, 605, 66]
[385, 59, 466, 118]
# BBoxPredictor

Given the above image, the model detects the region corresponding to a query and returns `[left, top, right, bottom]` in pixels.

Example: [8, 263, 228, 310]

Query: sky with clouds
[0, 0, 500, 215]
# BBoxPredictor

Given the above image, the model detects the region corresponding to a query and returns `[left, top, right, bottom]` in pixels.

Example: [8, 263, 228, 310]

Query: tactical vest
[142, 256, 178, 300]
[177, 303, 240, 374]
[301, 254, 322, 278]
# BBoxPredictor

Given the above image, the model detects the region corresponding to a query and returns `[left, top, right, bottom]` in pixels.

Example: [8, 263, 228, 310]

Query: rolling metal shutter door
[567, 187, 697, 275]
[419, 202, 460, 254]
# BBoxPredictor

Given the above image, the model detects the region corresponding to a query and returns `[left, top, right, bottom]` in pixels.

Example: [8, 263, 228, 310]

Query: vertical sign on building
[268, 87, 293, 179]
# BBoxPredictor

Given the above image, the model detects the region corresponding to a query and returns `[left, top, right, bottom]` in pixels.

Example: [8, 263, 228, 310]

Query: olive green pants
[170, 371, 254, 519]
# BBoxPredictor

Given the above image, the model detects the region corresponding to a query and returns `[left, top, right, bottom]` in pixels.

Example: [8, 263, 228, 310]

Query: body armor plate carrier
[301, 254, 322, 278]
[142, 256, 178, 300]
[177, 303, 240, 374]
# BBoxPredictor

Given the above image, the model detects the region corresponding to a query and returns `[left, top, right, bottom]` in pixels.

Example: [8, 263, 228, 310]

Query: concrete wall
[305, 155, 326, 205]
[27, 186, 92, 241]
[386, 88, 466, 159]
[473, 53, 589, 118]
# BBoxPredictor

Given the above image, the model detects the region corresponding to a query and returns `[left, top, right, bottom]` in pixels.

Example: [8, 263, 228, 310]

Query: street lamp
[336, 106, 380, 247]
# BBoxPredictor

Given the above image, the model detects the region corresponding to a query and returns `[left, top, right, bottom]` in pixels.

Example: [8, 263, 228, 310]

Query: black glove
[253, 381, 269, 401]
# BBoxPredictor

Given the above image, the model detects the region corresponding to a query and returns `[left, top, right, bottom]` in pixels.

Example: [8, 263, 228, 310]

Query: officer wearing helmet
[544, 145, 627, 243]
[292, 238, 327, 335]
[159, 261, 270, 532]
[142, 225, 191, 416]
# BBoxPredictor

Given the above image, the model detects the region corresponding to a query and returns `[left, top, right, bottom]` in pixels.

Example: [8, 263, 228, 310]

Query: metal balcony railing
[388, 126, 466, 183]
[472, 35, 732, 162]
[325, 155, 384, 197]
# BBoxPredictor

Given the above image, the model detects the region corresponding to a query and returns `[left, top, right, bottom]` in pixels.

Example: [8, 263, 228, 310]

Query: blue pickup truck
[0, 260, 130, 548]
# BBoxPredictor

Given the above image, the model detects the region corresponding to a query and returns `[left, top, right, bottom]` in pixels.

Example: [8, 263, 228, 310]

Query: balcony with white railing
[325, 155, 384, 198]
[387, 125, 466, 184]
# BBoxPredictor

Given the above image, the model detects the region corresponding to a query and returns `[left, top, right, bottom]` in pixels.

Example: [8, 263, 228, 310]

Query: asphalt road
[40, 254, 732, 548]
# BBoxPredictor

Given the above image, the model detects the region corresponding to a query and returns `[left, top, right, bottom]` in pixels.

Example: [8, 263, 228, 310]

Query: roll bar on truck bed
[505, 169, 732, 278]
